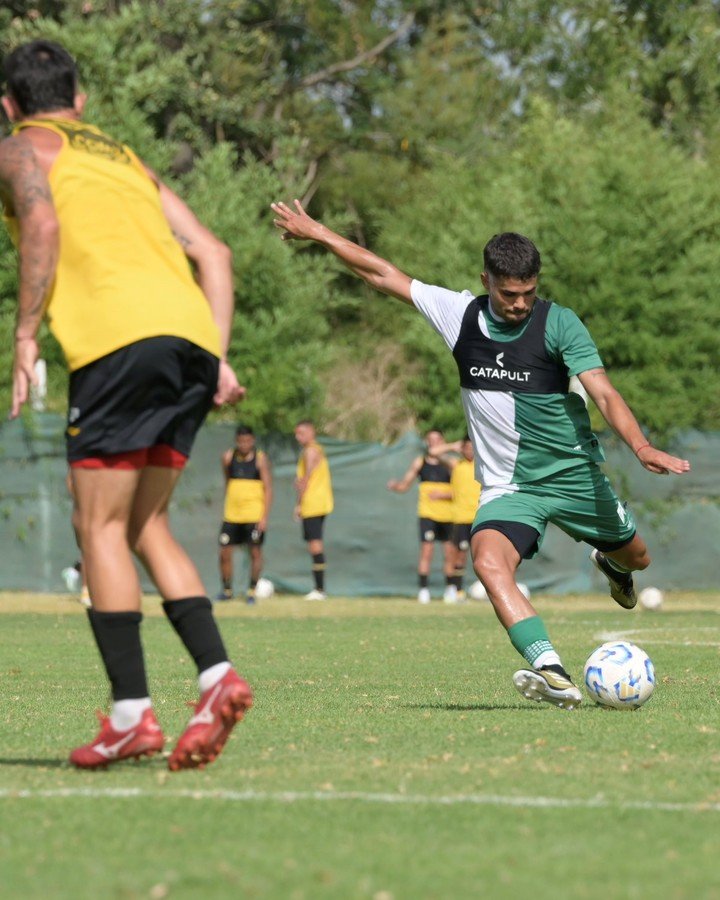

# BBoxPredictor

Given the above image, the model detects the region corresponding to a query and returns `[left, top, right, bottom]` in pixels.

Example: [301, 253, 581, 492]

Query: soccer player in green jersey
[271, 199, 690, 709]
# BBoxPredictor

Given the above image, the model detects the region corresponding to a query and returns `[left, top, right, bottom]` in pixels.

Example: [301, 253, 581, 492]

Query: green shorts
[472, 464, 636, 559]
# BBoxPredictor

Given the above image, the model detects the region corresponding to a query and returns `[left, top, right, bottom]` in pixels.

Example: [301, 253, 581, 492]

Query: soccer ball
[639, 586, 664, 611]
[468, 580, 488, 601]
[583, 641, 655, 710]
[254, 577, 275, 601]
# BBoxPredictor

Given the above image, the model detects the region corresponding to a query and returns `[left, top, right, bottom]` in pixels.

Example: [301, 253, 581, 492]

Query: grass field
[1, 590, 719, 899]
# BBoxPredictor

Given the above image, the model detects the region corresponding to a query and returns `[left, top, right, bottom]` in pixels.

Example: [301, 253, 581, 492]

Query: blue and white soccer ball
[583, 641, 655, 710]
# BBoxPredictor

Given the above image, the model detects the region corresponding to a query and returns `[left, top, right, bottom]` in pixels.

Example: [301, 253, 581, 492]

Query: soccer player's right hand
[10, 336, 39, 419]
[271, 200, 321, 242]
[214, 359, 246, 407]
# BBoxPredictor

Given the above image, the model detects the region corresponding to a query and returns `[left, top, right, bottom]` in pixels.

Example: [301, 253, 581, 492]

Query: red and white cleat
[168, 669, 253, 772]
[69, 708, 165, 769]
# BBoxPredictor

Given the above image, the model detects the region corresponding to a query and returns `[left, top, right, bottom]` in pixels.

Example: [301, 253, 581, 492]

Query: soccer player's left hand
[214, 359, 246, 407]
[10, 336, 39, 419]
[637, 445, 691, 475]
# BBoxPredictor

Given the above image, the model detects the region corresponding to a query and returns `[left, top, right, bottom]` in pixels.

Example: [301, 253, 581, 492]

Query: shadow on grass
[0, 756, 169, 769]
[404, 702, 547, 712]
[0, 757, 67, 768]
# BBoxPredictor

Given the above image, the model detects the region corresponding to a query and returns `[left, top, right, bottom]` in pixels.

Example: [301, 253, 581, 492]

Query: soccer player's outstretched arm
[0, 134, 59, 418]
[579, 368, 691, 475]
[271, 199, 414, 304]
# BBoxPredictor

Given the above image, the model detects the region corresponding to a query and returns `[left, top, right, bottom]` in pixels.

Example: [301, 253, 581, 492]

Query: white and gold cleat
[513, 667, 582, 710]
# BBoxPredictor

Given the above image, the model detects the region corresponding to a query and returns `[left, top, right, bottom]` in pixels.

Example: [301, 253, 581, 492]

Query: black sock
[162, 596, 228, 673]
[419, 574, 429, 589]
[221, 577, 231, 591]
[454, 570, 465, 590]
[87, 609, 149, 701]
[312, 554, 325, 591]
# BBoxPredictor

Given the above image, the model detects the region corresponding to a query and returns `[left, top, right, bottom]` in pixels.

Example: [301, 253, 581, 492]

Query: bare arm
[221, 449, 233, 484]
[257, 453, 273, 532]
[271, 199, 414, 304]
[0, 135, 59, 418]
[144, 167, 243, 407]
[579, 368, 691, 475]
[387, 456, 424, 492]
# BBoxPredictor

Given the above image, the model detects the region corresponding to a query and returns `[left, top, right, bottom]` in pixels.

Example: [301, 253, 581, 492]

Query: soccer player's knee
[472, 549, 501, 583]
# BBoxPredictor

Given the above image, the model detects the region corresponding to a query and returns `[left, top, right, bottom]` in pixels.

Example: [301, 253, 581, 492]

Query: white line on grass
[1, 787, 719, 813]
[595, 628, 720, 647]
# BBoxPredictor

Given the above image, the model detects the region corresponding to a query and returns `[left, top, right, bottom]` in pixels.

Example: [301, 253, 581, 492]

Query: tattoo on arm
[0, 136, 59, 334]
[172, 229, 193, 249]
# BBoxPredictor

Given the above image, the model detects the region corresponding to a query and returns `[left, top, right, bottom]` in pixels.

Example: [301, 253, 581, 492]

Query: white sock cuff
[110, 697, 152, 731]
[198, 661, 232, 693]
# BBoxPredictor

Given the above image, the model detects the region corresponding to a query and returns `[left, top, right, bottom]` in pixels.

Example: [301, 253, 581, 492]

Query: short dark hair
[296, 419, 314, 428]
[483, 233, 541, 280]
[3, 40, 78, 116]
[235, 424, 254, 436]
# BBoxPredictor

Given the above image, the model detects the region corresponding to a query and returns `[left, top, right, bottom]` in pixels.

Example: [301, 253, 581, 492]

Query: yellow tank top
[5, 118, 220, 370]
[451, 458, 482, 524]
[296, 441, 334, 518]
[417, 459, 453, 522]
[223, 450, 266, 524]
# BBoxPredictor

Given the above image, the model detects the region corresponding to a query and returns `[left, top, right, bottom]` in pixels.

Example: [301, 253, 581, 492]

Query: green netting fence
[0, 413, 718, 596]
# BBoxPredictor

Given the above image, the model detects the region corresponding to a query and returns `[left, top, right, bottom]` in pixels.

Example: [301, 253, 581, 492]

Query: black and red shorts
[66, 336, 218, 469]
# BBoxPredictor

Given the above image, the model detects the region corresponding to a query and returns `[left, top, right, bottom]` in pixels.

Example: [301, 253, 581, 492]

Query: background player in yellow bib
[217, 425, 273, 604]
[294, 420, 334, 600]
[433, 436, 482, 602]
[1, 40, 251, 770]
[387, 428, 456, 603]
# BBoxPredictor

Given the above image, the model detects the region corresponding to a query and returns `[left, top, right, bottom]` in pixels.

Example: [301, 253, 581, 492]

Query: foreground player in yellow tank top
[0, 40, 251, 770]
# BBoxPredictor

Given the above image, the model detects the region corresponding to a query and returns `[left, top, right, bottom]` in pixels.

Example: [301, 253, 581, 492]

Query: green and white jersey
[411, 280, 605, 505]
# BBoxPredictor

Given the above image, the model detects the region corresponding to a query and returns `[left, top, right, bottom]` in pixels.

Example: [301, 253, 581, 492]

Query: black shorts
[418, 518, 453, 543]
[66, 337, 218, 464]
[219, 522, 265, 547]
[302, 515, 325, 542]
[452, 523, 473, 550]
[471, 519, 541, 560]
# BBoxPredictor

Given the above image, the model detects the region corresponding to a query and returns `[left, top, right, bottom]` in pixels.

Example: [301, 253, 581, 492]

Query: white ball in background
[468, 580, 488, 601]
[516, 582, 531, 600]
[639, 586, 664, 611]
[254, 577, 275, 601]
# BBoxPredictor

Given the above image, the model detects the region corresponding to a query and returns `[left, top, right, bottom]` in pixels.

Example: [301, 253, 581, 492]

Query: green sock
[508, 616, 557, 667]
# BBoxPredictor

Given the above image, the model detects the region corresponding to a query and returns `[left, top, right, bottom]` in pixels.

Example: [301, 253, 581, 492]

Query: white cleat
[304, 589, 327, 601]
[417, 588, 431, 605]
[513, 668, 582, 710]
[443, 585, 458, 604]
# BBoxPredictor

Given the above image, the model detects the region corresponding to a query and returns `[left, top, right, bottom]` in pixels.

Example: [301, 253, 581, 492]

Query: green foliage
[377, 92, 720, 436]
[0, 1, 719, 437]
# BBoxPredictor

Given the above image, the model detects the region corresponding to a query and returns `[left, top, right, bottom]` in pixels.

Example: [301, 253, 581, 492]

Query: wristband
[634, 442, 651, 456]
